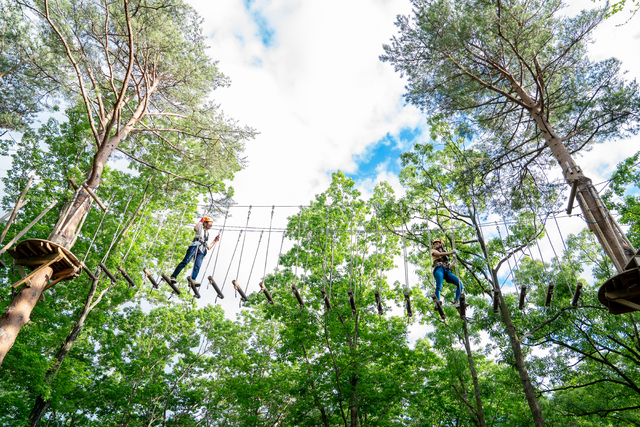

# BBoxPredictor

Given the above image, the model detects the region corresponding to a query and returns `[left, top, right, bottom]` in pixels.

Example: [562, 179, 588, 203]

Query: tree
[0, 0, 55, 131]
[0, 0, 255, 363]
[381, 0, 640, 272]
[248, 172, 437, 427]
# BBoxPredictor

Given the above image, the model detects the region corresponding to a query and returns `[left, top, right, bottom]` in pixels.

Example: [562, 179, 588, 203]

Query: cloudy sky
[178, 0, 640, 323]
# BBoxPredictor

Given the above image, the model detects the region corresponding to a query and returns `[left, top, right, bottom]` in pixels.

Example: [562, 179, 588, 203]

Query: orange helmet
[432, 238, 443, 244]
[202, 216, 213, 223]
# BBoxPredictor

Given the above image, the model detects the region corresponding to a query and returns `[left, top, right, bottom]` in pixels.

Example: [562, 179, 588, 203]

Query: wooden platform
[598, 247, 640, 314]
[7, 239, 82, 290]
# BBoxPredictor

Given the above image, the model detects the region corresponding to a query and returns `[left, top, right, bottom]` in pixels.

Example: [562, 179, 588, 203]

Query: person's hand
[200, 217, 205, 223]
[214, 235, 220, 242]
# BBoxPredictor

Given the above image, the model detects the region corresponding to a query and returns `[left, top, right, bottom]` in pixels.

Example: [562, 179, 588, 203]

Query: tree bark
[461, 318, 486, 427]
[28, 277, 100, 427]
[508, 81, 635, 272]
[0, 267, 53, 365]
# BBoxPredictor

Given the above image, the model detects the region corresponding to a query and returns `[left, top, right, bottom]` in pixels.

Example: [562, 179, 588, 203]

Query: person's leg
[433, 266, 444, 301]
[191, 249, 206, 282]
[171, 246, 197, 279]
[443, 269, 462, 301]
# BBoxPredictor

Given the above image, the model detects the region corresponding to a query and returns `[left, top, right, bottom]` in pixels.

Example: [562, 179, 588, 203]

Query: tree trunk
[0, 268, 53, 365]
[475, 220, 546, 427]
[28, 277, 100, 427]
[461, 318, 486, 427]
[494, 278, 546, 427]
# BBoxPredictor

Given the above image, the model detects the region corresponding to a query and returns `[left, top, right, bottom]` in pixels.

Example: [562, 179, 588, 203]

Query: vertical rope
[82, 193, 115, 263]
[210, 209, 229, 280]
[271, 232, 286, 290]
[165, 204, 189, 272]
[245, 230, 264, 294]
[400, 205, 410, 293]
[235, 205, 252, 280]
[293, 207, 303, 289]
[262, 206, 275, 282]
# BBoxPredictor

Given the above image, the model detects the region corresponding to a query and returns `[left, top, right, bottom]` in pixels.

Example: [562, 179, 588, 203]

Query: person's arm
[194, 221, 202, 232]
[208, 235, 220, 250]
[431, 249, 455, 257]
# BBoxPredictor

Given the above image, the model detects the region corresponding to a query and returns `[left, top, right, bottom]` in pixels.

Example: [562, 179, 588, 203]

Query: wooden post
[404, 291, 412, 317]
[320, 289, 332, 312]
[519, 285, 527, 310]
[572, 282, 583, 307]
[98, 262, 117, 284]
[260, 281, 274, 304]
[291, 284, 304, 308]
[232, 280, 248, 302]
[0, 199, 29, 223]
[143, 268, 159, 288]
[208, 276, 224, 299]
[545, 283, 555, 307]
[432, 294, 446, 320]
[117, 266, 135, 287]
[160, 273, 181, 295]
[81, 262, 97, 281]
[347, 289, 356, 315]
[566, 180, 579, 215]
[458, 294, 467, 318]
[0, 174, 34, 245]
[374, 290, 383, 316]
[188, 279, 201, 299]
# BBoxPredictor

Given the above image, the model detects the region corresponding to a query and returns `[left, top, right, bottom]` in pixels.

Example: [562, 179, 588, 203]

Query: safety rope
[82, 193, 115, 263]
[209, 209, 229, 282]
[165, 204, 189, 273]
[261, 206, 275, 282]
[293, 207, 303, 290]
[101, 195, 134, 264]
[235, 205, 252, 281]
[271, 232, 286, 290]
[245, 230, 264, 294]
[222, 230, 244, 295]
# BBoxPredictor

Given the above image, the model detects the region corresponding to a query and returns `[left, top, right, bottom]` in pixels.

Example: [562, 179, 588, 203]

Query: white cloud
[180, 0, 640, 317]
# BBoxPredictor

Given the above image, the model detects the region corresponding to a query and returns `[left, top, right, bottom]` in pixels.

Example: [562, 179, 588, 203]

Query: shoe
[454, 301, 470, 308]
[169, 276, 177, 285]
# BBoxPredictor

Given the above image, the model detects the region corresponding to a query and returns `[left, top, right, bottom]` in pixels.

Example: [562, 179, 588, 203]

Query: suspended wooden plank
[431, 294, 446, 321]
[11, 250, 63, 288]
[458, 294, 467, 319]
[404, 291, 412, 317]
[347, 289, 356, 315]
[160, 273, 181, 295]
[320, 289, 332, 312]
[208, 276, 224, 299]
[232, 279, 248, 302]
[291, 284, 304, 308]
[81, 262, 97, 281]
[99, 262, 118, 284]
[187, 276, 201, 299]
[519, 285, 527, 310]
[118, 266, 135, 288]
[260, 281, 274, 304]
[572, 282, 583, 306]
[143, 268, 159, 288]
[7, 239, 82, 289]
[374, 290, 383, 316]
[545, 283, 555, 307]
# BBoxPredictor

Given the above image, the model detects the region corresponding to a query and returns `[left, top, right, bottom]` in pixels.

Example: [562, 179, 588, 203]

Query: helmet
[202, 216, 213, 223]
[432, 238, 443, 244]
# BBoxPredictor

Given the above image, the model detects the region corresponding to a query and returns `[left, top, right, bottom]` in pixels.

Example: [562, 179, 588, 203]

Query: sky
[174, 0, 640, 328]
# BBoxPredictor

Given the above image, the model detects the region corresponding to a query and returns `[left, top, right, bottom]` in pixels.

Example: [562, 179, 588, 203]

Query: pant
[171, 245, 207, 281]
[433, 266, 462, 301]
